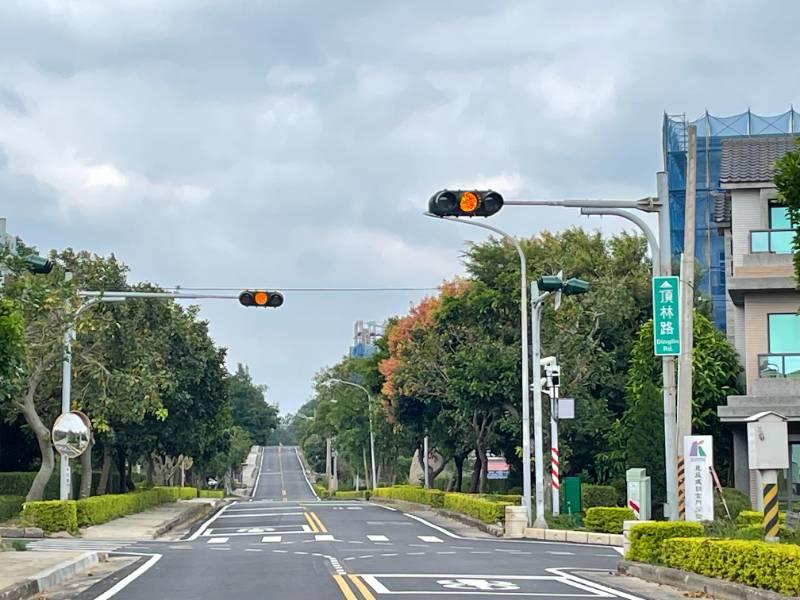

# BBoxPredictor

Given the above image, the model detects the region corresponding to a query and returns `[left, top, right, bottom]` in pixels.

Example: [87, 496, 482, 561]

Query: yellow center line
[310, 511, 328, 533]
[332, 574, 358, 600]
[304, 512, 319, 533]
[348, 575, 376, 600]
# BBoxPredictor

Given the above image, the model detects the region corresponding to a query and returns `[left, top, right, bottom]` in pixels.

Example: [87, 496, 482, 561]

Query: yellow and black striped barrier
[763, 483, 780, 540]
[677, 455, 686, 520]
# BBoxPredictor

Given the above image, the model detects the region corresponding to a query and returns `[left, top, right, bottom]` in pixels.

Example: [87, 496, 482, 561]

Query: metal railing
[759, 353, 800, 378]
[750, 229, 794, 254]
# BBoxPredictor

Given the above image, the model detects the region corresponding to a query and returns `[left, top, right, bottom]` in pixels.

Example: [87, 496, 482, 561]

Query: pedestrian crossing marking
[315, 534, 334, 541]
[367, 535, 389, 542]
[207, 537, 229, 544]
[418, 535, 443, 543]
[261, 536, 282, 543]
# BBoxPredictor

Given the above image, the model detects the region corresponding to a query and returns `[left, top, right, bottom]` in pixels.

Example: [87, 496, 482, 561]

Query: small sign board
[486, 456, 509, 480]
[558, 397, 575, 420]
[684, 435, 714, 522]
[652, 276, 681, 356]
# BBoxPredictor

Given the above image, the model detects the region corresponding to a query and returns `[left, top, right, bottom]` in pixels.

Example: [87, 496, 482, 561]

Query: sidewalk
[82, 497, 219, 540]
[0, 550, 105, 600]
[233, 445, 261, 497]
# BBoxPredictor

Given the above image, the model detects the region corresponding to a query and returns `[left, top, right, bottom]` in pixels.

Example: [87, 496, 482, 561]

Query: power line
[160, 286, 442, 293]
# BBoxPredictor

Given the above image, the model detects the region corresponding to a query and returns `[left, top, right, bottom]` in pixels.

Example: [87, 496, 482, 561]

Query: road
[73, 446, 649, 599]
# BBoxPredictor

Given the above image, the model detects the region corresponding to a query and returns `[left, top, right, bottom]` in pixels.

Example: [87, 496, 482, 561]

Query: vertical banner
[684, 435, 714, 521]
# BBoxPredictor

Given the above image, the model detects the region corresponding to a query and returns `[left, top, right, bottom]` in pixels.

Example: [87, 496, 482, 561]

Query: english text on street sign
[652, 276, 681, 356]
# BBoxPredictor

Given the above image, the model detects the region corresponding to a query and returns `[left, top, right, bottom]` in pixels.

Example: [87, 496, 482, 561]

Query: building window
[751, 204, 794, 254]
[760, 313, 800, 378]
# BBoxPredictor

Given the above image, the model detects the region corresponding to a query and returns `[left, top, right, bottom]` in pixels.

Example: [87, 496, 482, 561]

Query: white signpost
[684, 435, 714, 521]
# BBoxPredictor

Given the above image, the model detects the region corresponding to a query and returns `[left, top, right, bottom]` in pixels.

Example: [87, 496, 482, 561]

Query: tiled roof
[720, 136, 798, 184]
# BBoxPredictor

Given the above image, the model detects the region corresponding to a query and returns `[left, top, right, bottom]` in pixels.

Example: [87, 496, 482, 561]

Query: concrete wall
[743, 292, 800, 392]
[730, 188, 765, 268]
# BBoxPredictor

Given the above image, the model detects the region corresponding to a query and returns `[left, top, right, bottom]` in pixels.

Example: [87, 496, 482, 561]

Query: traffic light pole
[326, 378, 378, 491]
[424, 213, 535, 527]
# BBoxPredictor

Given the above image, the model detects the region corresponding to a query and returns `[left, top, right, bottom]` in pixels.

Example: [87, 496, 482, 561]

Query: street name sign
[652, 276, 681, 356]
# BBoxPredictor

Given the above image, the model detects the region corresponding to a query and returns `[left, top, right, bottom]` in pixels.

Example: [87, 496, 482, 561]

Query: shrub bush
[582, 485, 620, 509]
[480, 494, 520, 504]
[584, 507, 634, 533]
[335, 490, 370, 500]
[0, 472, 59, 499]
[442, 493, 511, 523]
[546, 513, 582, 530]
[199, 489, 224, 499]
[373, 485, 445, 507]
[662, 537, 800, 596]
[0, 495, 24, 521]
[22, 500, 78, 533]
[736, 510, 786, 528]
[76, 487, 198, 527]
[626, 521, 704, 563]
[714, 487, 750, 521]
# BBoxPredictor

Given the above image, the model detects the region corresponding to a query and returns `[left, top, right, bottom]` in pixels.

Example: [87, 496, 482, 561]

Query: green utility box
[561, 476, 582, 515]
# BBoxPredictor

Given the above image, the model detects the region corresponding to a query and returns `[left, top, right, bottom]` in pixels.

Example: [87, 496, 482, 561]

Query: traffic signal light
[536, 276, 564, 292]
[537, 275, 589, 295]
[24, 255, 53, 274]
[563, 278, 589, 296]
[428, 190, 504, 218]
[238, 290, 284, 308]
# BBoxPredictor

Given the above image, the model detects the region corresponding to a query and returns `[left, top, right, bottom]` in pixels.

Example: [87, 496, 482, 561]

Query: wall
[743, 292, 800, 392]
[730, 188, 765, 269]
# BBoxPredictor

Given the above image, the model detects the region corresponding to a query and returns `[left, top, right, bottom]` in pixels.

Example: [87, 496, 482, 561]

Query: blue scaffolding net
[662, 108, 799, 331]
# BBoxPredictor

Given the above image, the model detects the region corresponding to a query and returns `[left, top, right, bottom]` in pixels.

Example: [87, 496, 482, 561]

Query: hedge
[582, 485, 620, 509]
[0, 495, 24, 521]
[662, 537, 800, 596]
[443, 493, 511, 524]
[584, 507, 634, 534]
[480, 494, 520, 504]
[335, 490, 370, 500]
[626, 521, 704, 563]
[715, 487, 750, 520]
[22, 500, 78, 533]
[0, 472, 59, 499]
[736, 510, 786, 528]
[373, 485, 445, 507]
[313, 483, 331, 499]
[199, 489, 224, 499]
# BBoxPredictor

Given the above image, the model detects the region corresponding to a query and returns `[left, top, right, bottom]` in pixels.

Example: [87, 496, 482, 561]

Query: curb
[618, 560, 791, 600]
[0, 551, 106, 600]
[371, 497, 504, 537]
[521, 527, 624, 547]
[152, 499, 226, 538]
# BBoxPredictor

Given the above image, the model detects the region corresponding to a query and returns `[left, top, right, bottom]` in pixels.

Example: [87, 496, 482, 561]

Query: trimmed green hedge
[373, 485, 445, 507]
[480, 494, 520, 504]
[735, 510, 786, 529]
[0, 472, 59, 499]
[22, 500, 78, 533]
[313, 483, 331, 499]
[443, 493, 511, 524]
[626, 521, 704, 563]
[199, 489, 224, 499]
[662, 537, 800, 596]
[0, 495, 24, 521]
[582, 485, 620, 509]
[584, 507, 634, 534]
[335, 490, 370, 500]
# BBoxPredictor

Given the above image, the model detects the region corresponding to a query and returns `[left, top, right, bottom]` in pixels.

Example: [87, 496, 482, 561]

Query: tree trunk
[476, 438, 489, 494]
[363, 447, 370, 489]
[468, 453, 481, 493]
[145, 455, 154, 486]
[97, 443, 113, 495]
[452, 454, 464, 493]
[79, 433, 94, 498]
[20, 366, 55, 502]
[117, 450, 127, 493]
[126, 460, 135, 491]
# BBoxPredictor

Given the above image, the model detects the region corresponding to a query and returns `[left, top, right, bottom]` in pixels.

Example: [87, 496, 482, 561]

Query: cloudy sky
[1, 1, 797, 413]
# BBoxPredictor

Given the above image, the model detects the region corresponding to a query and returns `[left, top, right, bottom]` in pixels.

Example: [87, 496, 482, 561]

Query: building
[350, 320, 385, 358]
[665, 112, 800, 508]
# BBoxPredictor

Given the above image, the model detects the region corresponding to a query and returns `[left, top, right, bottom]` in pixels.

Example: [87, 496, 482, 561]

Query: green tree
[773, 139, 800, 281]
[227, 364, 279, 446]
[0, 299, 25, 402]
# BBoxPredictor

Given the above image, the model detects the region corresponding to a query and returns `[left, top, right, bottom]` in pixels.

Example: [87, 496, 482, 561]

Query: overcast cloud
[2, 1, 797, 413]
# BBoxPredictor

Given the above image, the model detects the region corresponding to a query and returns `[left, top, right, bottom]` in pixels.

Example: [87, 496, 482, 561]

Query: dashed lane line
[366, 535, 389, 542]
[418, 535, 443, 543]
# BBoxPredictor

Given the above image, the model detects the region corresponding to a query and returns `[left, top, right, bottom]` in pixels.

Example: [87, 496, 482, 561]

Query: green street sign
[652, 276, 681, 356]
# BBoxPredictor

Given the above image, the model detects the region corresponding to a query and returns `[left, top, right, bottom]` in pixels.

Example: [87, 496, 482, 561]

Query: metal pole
[550, 387, 560, 515]
[506, 197, 659, 211]
[326, 437, 332, 484]
[370, 426, 377, 491]
[423, 436, 430, 488]
[677, 126, 697, 454]
[531, 282, 547, 528]
[60, 322, 73, 501]
[425, 213, 532, 525]
[327, 379, 377, 491]
[579, 208, 660, 276]
[658, 171, 679, 521]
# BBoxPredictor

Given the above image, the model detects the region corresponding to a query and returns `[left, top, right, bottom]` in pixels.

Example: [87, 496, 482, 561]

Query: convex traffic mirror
[51, 411, 92, 458]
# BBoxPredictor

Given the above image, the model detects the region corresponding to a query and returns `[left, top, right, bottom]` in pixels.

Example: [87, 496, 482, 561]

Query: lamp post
[326, 378, 378, 491]
[424, 213, 536, 526]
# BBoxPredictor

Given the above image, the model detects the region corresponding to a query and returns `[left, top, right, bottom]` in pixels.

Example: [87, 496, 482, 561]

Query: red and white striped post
[550, 390, 560, 515]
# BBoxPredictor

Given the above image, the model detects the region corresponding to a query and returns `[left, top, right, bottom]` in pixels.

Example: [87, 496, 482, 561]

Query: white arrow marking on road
[437, 579, 520, 591]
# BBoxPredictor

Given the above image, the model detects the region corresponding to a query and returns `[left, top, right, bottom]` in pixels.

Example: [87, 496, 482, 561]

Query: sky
[1, 1, 798, 414]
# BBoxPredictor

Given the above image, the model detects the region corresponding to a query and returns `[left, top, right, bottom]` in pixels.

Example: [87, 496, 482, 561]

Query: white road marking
[245, 548, 263, 552]
[207, 537, 229, 544]
[380, 553, 398, 557]
[367, 535, 389, 542]
[218, 512, 304, 518]
[251, 447, 264, 498]
[295, 447, 319, 499]
[436, 551, 457, 554]
[418, 535, 443, 543]
[546, 568, 646, 600]
[346, 506, 362, 510]
[186, 503, 230, 541]
[315, 534, 334, 541]
[261, 536, 282, 543]
[613, 547, 625, 556]
[91, 553, 162, 600]
[407, 552, 425, 555]
[547, 551, 576, 555]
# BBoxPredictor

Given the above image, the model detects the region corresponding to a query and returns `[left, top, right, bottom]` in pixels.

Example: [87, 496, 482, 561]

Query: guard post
[746, 411, 789, 542]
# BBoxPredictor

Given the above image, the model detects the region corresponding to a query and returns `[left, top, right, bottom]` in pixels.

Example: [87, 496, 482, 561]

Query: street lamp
[424, 212, 536, 526]
[325, 378, 378, 491]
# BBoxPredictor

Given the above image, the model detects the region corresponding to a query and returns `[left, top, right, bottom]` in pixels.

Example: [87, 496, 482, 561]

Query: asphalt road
[75, 446, 652, 599]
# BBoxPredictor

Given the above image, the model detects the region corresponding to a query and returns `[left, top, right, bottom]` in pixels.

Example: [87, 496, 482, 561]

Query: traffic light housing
[428, 190, 504, 218]
[536, 276, 564, 292]
[537, 275, 589, 295]
[563, 278, 589, 296]
[239, 290, 284, 308]
[24, 255, 53, 274]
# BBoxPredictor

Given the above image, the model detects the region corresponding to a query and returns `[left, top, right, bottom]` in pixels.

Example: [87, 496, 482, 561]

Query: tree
[227, 364, 279, 446]
[0, 299, 25, 403]
[773, 140, 800, 281]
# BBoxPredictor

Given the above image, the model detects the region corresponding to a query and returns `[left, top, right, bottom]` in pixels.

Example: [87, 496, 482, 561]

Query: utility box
[626, 468, 651, 520]
[747, 412, 789, 470]
[561, 476, 581, 515]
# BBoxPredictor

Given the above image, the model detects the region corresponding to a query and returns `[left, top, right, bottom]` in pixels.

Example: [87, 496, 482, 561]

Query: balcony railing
[750, 229, 794, 254]
[759, 353, 800, 378]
